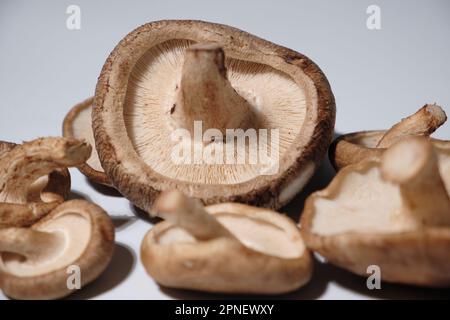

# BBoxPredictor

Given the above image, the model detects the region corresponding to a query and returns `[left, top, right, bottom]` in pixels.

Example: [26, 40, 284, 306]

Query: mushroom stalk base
[170, 44, 256, 136]
[381, 137, 450, 227]
[376, 104, 446, 148]
[152, 190, 235, 240]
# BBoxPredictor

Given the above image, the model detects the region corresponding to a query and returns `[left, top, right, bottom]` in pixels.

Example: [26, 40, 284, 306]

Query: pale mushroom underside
[0, 211, 91, 277]
[312, 166, 421, 236]
[123, 40, 308, 184]
[155, 208, 305, 259]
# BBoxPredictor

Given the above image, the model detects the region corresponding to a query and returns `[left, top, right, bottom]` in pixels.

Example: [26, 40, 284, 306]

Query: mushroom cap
[141, 202, 312, 294]
[329, 130, 385, 170]
[329, 131, 450, 192]
[301, 157, 450, 287]
[63, 97, 112, 187]
[93, 20, 335, 211]
[0, 140, 73, 227]
[0, 200, 115, 299]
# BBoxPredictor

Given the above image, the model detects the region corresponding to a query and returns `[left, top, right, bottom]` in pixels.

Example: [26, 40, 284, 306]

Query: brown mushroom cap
[0, 200, 115, 300]
[330, 131, 450, 192]
[0, 137, 91, 227]
[0, 141, 71, 205]
[330, 104, 448, 171]
[141, 190, 312, 294]
[302, 137, 450, 287]
[63, 97, 112, 187]
[93, 20, 335, 211]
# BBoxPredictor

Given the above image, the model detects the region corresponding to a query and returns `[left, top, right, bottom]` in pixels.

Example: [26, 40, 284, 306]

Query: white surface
[1, 0, 450, 300]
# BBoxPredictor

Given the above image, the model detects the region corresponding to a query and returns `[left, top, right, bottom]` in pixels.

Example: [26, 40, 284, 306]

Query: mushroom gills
[157, 212, 303, 259]
[331, 104, 448, 171]
[0, 211, 91, 277]
[124, 39, 308, 184]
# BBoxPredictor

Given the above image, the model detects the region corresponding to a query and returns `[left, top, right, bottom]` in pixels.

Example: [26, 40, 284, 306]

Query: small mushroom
[0, 200, 115, 299]
[330, 104, 448, 170]
[63, 97, 112, 187]
[0, 137, 91, 227]
[141, 190, 312, 294]
[93, 20, 335, 211]
[302, 136, 450, 287]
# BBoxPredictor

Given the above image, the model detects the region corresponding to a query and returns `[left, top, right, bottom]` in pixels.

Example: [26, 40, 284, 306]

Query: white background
[1, 0, 450, 299]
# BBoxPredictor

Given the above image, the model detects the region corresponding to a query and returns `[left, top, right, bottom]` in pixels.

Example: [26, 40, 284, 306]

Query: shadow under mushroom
[67, 243, 135, 300]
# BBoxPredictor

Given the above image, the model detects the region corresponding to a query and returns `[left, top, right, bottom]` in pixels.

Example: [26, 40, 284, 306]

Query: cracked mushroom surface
[0, 137, 91, 227]
[330, 104, 449, 170]
[0, 200, 115, 300]
[93, 20, 335, 211]
[302, 137, 450, 287]
[141, 190, 312, 294]
[63, 97, 112, 187]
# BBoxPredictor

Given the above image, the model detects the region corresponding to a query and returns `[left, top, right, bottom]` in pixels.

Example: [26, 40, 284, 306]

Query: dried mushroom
[330, 104, 448, 170]
[63, 97, 112, 187]
[302, 136, 450, 287]
[93, 20, 335, 211]
[0, 141, 17, 158]
[0, 137, 91, 227]
[0, 200, 115, 300]
[141, 190, 313, 294]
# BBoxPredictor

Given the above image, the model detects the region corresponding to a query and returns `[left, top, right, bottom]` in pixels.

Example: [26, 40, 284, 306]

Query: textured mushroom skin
[0, 141, 71, 204]
[93, 20, 335, 211]
[301, 159, 450, 287]
[0, 200, 115, 300]
[141, 202, 313, 294]
[0, 138, 88, 227]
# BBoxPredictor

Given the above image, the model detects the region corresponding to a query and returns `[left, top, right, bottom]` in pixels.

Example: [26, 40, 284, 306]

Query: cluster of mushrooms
[1, 20, 449, 299]
[0, 138, 115, 299]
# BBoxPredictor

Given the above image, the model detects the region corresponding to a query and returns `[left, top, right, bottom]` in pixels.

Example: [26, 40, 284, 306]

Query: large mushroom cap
[93, 20, 335, 211]
[63, 97, 112, 187]
[141, 190, 312, 294]
[0, 200, 115, 300]
[0, 137, 91, 227]
[302, 137, 450, 287]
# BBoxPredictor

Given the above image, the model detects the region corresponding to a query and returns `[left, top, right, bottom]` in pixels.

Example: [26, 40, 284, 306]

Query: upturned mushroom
[302, 136, 450, 287]
[0, 200, 115, 299]
[0, 137, 91, 227]
[93, 20, 335, 211]
[63, 97, 112, 187]
[141, 190, 312, 294]
[330, 103, 448, 170]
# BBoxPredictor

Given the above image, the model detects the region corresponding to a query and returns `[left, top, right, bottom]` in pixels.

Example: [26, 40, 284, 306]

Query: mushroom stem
[171, 43, 255, 135]
[0, 202, 59, 228]
[380, 137, 450, 227]
[0, 137, 91, 204]
[0, 227, 62, 259]
[376, 104, 446, 148]
[152, 190, 235, 240]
